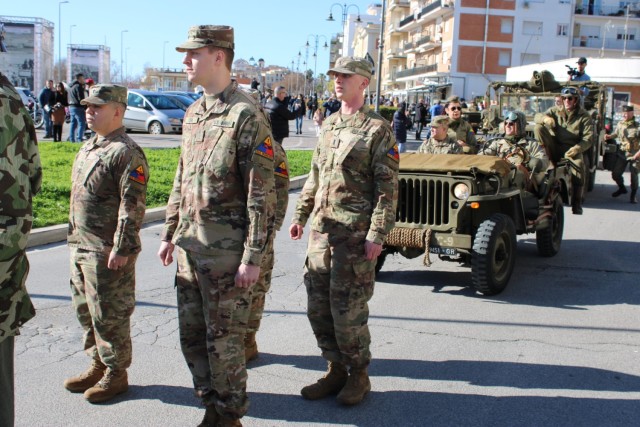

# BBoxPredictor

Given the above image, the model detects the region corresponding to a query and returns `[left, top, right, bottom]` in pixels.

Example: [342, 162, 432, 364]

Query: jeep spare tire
[471, 213, 517, 295]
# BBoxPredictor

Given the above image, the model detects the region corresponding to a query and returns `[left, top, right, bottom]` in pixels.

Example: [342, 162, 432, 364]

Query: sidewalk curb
[27, 174, 309, 249]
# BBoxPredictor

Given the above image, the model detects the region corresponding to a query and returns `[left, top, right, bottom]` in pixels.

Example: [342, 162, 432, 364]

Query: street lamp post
[58, 1, 69, 82]
[306, 35, 329, 96]
[374, 0, 386, 113]
[120, 30, 128, 84]
[161, 40, 168, 90]
[327, 3, 362, 26]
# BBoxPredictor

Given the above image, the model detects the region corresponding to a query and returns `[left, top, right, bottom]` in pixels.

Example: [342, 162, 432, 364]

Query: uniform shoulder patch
[387, 144, 400, 162]
[129, 165, 147, 184]
[255, 136, 274, 160]
[274, 161, 289, 178]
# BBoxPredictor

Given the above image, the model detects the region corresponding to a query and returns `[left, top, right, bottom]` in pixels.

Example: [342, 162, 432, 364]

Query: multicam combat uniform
[161, 81, 275, 419]
[610, 115, 639, 200]
[448, 119, 477, 153]
[68, 127, 148, 371]
[418, 135, 462, 154]
[247, 141, 289, 334]
[0, 72, 42, 427]
[292, 105, 398, 369]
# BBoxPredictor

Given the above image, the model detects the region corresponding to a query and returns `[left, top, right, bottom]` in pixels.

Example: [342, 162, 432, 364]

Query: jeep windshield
[499, 94, 559, 121]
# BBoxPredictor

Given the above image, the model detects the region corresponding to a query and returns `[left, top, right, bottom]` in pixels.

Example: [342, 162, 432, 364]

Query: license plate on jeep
[429, 247, 458, 256]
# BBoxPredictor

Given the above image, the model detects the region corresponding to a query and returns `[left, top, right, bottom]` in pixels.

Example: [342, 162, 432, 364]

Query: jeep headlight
[453, 183, 470, 200]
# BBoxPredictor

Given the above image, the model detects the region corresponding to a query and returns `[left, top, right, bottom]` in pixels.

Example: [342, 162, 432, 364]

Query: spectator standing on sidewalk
[64, 84, 149, 404]
[38, 79, 55, 138]
[265, 86, 296, 143]
[313, 105, 324, 136]
[293, 93, 306, 134]
[0, 71, 42, 427]
[393, 101, 411, 153]
[51, 82, 68, 142]
[68, 73, 87, 142]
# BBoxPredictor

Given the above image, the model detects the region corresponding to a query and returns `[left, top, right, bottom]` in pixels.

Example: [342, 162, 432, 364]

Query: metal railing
[396, 63, 438, 78]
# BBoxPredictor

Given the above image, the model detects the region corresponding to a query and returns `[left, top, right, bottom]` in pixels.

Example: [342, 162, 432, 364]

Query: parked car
[164, 93, 195, 111]
[164, 90, 202, 102]
[124, 90, 183, 134]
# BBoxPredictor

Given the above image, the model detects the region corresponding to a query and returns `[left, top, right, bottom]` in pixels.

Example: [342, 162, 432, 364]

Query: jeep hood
[399, 153, 512, 177]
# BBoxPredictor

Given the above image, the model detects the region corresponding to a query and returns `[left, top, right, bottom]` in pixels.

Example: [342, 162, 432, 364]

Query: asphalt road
[14, 167, 640, 427]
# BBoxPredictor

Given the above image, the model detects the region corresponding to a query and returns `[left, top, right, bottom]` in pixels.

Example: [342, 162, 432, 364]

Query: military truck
[481, 71, 609, 191]
[377, 152, 570, 295]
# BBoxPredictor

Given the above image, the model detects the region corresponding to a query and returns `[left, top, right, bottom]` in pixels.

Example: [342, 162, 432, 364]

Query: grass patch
[33, 142, 312, 228]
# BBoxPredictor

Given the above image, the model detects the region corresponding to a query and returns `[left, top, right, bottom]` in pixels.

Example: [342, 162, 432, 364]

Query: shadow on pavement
[126, 384, 199, 408]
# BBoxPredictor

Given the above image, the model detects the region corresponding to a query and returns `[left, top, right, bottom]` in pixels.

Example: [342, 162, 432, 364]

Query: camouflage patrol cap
[327, 56, 372, 79]
[431, 115, 450, 127]
[176, 25, 234, 52]
[81, 84, 127, 106]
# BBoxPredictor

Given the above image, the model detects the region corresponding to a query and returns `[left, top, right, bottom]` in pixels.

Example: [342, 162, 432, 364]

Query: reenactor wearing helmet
[418, 115, 462, 154]
[605, 105, 639, 203]
[534, 86, 593, 214]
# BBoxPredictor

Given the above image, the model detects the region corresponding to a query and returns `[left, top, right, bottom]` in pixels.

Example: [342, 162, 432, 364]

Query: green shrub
[378, 106, 397, 122]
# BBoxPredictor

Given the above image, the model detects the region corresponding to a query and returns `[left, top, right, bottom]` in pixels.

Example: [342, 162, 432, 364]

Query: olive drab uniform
[447, 119, 477, 153]
[68, 127, 149, 371]
[247, 141, 289, 334]
[611, 116, 639, 201]
[0, 72, 42, 427]
[534, 105, 593, 212]
[418, 135, 462, 154]
[161, 81, 275, 419]
[293, 105, 398, 369]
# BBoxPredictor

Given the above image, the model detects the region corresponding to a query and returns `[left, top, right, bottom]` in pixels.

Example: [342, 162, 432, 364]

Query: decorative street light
[374, 0, 387, 113]
[120, 29, 128, 84]
[306, 35, 329, 96]
[58, 0, 69, 82]
[161, 40, 168, 90]
[327, 3, 361, 25]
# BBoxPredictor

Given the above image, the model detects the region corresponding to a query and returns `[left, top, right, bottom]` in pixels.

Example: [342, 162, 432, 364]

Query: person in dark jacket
[265, 86, 296, 143]
[393, 102, 411, 153]
[38, 79, 56, 138]
[292, 94, 306, 135]
[414, 100, 427, 140]
[323, 95, 341, 117]
[67, 73, 86, 142]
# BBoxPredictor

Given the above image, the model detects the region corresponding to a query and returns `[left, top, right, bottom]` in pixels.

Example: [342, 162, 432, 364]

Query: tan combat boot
[300, 362, 348, 400]
[336, 367, 371, 406]
[63, 359, 106, 393]
[244, 332, 258, 363]
[83, 368, 128, 403]
[197, 405, 219, 427]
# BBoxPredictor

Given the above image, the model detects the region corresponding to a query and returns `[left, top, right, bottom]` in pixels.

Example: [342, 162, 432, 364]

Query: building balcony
[388, 20, 409, 34]
[386, 48, 408, 59]
[572, 36, 639, 51]
[574, 4, 640, 18]
[399, 12, 421, 31]
[396, 63, 438, 79]
[389, 0, 410, 11]
[420, 0, 454, 22]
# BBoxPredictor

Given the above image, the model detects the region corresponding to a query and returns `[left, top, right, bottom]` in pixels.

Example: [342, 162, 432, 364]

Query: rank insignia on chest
[129, 165, 146, 184]
[387, 145, 400, 162]
[274, 161, 289, 178]
[255, 136, 274, 160]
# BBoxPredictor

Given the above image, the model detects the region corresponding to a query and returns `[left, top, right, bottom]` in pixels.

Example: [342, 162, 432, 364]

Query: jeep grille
[397, 177, 451, 226]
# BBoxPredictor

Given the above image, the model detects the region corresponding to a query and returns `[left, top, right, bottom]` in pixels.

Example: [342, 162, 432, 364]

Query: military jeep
[377, 152, 570, 295]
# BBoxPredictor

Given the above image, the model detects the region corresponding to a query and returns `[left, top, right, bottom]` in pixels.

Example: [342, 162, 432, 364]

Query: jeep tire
[536, 197, 564, 257]
[471, 213, 517, 295]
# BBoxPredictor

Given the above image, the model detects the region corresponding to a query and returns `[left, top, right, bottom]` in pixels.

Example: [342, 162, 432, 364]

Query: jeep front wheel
[536, 197, 564, 257]
[471, 214, 517, 295]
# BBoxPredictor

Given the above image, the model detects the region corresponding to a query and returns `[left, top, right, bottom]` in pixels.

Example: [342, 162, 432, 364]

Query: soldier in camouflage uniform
[534, 86, 593, 214]
[480, 111, 549, 192]
[245, 140, 289, 362]
[605, 105, 639, 203]
[0, 71, 42, 427]
[157, 26, 275, 427]
[418, 115, 462, 154]
[64, 84, 149, 403]
[290, 57, 398, 406]
[445, 96, 477, 154]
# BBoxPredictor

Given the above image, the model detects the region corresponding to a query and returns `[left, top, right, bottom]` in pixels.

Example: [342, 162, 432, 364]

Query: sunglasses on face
[504, 121, 516, 126]
[563, 96, 576, 101]
[449, 106, 462, 111]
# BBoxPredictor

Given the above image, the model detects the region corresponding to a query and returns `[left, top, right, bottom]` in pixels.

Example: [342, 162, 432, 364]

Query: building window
[521, 53, 541, 65]
[523, 21, 543, 35]
[617, 33, 635, 40]
[557, 24, 568, 36]
[499, 51, 511, 67]
[501, 18, 513, 34]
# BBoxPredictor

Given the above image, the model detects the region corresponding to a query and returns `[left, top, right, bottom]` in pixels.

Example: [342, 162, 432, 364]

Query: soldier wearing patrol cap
[534, 86, 593, 214]
[290, 56, 398, 406]
[64, 84, 149, 403]
[157, 25, 275, 427]
[605, 105, 639, 203]
[0, 71, 42, 427]
[418, 115, 462, 154]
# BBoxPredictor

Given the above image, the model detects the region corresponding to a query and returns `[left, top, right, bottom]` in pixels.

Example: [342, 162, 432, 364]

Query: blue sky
[2, 0, 376, 78]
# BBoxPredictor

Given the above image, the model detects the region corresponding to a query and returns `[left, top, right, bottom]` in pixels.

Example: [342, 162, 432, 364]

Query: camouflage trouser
[304, 230, 376, 369]
[69, 248, 137, 370]
[247, 232, 275, 333]
[175, 248, 251, 419]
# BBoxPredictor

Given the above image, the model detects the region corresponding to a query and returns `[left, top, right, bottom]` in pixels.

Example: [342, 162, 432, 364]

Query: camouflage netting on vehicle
[399, 153, 513, 177]
[385, 227, 432, 266]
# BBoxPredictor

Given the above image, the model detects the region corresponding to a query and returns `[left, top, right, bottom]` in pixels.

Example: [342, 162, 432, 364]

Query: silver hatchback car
[124, 90, 183, 134]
